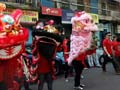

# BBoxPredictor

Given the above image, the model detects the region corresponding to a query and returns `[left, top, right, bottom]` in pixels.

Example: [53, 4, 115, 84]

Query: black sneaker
[102, 69, 106, 72]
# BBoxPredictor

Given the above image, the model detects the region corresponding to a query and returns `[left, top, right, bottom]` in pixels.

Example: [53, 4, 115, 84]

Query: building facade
[1, 0, 120, 45]
[53, 0, 120, 45]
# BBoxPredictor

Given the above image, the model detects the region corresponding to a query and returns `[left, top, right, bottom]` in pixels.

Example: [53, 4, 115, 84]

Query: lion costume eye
[81, 19, 93, 24]
[2, 15, 14, 25]
[85, 19, 89, 23]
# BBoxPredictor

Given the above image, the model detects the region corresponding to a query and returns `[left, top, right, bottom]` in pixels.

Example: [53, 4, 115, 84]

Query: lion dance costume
[0, 3, 29, 90]
[31, 20, 64, 83]
[67, 11, 98, 65]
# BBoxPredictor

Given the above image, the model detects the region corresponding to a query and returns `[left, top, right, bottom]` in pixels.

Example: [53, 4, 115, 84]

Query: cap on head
[105, 32, 111, 36]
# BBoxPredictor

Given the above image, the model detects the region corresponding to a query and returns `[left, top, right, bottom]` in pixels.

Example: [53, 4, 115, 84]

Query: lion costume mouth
[0, 28, 29, 60]
[0, 44, 22, 60]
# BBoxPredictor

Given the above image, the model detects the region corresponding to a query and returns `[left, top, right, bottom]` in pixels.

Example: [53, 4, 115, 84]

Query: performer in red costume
[0, 3, 29, 90]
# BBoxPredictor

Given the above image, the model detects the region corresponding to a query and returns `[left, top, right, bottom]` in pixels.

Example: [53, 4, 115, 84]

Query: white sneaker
[65, 79, 69, 82]
[74, 86, 83, 90]
[81, 75, 84, 79]
[84, 67, 88, 70]
[80, 84, 85, 87]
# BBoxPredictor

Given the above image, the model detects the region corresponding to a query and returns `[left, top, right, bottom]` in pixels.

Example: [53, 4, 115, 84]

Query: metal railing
[1, 0, 31, 4]
[1, 0, 120, 18]
[54, 0, 120, 16]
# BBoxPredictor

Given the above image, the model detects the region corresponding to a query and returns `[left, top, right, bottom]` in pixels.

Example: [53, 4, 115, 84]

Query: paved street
[22, 63, 120, 90]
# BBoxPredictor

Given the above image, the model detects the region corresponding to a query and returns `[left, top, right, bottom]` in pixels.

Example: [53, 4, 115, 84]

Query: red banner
[42, 6, 62, 16]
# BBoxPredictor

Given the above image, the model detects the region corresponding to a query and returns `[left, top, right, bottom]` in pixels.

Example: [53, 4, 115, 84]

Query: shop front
[62, 9, 74, 37]
[40, 6, 62, 24]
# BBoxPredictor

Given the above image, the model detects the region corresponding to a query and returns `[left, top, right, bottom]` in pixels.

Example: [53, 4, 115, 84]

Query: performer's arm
[103, 46, 111, 57]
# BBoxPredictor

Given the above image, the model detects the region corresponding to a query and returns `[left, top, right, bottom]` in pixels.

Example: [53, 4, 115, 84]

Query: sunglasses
[107, 34, 111, 36]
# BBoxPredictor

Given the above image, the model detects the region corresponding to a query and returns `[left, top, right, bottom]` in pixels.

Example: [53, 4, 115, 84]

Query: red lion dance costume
[0, 3, 29, 90]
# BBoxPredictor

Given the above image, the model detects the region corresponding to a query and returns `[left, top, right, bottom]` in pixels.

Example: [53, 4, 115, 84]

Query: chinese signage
[62, 9, 74, 24]
[42, 6, 62, 16]
[4, 8, 38, 24]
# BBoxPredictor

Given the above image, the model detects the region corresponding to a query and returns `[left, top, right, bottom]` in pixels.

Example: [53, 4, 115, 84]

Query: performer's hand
[68, 60, 72, 66]
[108, 54, 112, 59]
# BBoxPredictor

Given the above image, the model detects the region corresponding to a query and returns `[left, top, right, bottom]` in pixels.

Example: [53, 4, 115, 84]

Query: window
[15, 0, 25, 3]
[61, 0, 70, 9]
[77, 0, 84, 11]
[90, 0, 98, 14]
[101, 2, 107, 15]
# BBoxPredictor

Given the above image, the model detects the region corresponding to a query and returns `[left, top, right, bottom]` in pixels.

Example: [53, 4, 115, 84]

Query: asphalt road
[22, 63, 120, 90]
